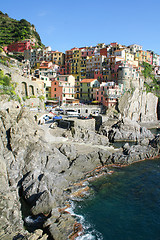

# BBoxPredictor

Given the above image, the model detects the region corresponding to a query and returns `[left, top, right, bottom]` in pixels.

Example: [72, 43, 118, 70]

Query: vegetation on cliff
[142, 62, 160, 97]
[0, 69, 20, 101]
[0, 11, 43, 47]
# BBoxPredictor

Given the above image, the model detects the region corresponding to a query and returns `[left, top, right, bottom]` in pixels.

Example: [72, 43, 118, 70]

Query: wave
[66, 201, 103, 240]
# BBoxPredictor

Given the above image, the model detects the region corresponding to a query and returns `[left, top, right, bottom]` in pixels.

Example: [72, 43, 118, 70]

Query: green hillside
[0, 11, 44, 47]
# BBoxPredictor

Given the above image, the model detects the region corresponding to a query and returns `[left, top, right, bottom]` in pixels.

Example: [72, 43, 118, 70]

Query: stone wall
[0, 63, 44, 99]
[74, 118, 95, 131]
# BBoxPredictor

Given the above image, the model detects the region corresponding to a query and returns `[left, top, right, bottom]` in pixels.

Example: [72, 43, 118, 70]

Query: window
[54, 82, 56, 85]
[85, 109, 88, 113]
[54, 94, 56, 97]
[54, 88, 56, 91]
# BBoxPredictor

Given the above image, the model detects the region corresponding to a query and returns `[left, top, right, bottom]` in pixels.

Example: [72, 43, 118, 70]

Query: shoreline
[0, 107, 160, 240]
[60, 155, 160, 240]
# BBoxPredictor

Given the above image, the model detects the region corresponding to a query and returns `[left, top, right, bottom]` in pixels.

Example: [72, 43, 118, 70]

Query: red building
[51, 79, 63, 101]
[65, 49, 73, 74]
[94, 70, 103, 82]
[100, 48, 108, 57]
[7, 40, 35, 53]
[59, 66, 66, 75]
[80, 47, 95, 57]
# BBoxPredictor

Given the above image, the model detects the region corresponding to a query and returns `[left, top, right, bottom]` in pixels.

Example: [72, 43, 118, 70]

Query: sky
[1, 0, 160, 54]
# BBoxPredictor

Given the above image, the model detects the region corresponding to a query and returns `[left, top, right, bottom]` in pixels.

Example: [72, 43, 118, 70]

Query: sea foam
[66, 201, 103, 240]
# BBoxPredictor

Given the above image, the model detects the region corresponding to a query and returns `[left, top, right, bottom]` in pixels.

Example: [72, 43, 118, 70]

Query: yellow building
[75, 80, 81, 99]
[135, 50, 152, 64]
[80, 56, 87, 80]
[71, 48, 81, 80]
[51, 51, 65, 66]
[80, 79, 100, 101]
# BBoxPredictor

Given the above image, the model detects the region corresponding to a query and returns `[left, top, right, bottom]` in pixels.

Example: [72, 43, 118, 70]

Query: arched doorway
[22, 82, 28, 96]
[29, 85, 34, 96]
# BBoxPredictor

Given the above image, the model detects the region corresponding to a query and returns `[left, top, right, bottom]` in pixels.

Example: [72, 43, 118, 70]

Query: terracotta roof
[81, 79, 96, 83]
[39, 66, 53, 69]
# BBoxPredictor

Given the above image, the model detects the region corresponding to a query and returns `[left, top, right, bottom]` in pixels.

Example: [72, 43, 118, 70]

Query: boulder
[108, 117, 154, 142]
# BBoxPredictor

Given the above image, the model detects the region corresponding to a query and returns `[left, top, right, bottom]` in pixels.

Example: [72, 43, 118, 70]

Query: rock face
[118, 89, 158, 122]
[107, 117, 154, 142]
[0, 107, 111, 239]
[0, 106, 159, 239]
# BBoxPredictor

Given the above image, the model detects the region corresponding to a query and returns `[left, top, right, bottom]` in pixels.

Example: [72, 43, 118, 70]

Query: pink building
[80, 47, 95, 57]
[7, 40, 35, 53]
[96, 82, 124, 108]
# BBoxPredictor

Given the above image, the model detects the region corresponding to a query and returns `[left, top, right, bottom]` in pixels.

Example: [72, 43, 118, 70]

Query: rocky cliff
[0, 104, 159, 239]
[117, 88, 158, 122]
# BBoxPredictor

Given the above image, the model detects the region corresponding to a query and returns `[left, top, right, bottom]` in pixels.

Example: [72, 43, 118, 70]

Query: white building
[128, 44, 143, 53]
[86, 54, 105, 72]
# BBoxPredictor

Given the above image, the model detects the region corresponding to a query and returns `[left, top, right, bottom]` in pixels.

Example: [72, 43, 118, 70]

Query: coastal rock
[112, 142, 159, 165]
[118, 89, 158, 122]
[49, 213, 75, 240]
[67, 121, 109, 145]
[0, 105, 159, 240]
[108, 117, 154, 142]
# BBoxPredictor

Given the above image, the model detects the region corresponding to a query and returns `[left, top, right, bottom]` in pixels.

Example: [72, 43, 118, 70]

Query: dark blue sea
[70, 158, 160, 240]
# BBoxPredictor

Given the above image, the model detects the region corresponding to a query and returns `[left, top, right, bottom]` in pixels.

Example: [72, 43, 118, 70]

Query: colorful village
[2, 40, 160, 109]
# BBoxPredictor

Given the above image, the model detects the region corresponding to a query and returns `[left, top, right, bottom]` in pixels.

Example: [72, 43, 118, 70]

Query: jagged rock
[49, 213, 75, 240]
[118, 89, 158, 122]
[28, 229, 43, 240]
[0, 105, 159, 240]
[149, 134, 160, 150]
[108, 117, 154, 142]
[31, 190, 57, 215]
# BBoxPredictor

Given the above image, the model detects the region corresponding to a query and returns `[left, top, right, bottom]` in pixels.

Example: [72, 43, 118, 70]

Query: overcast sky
[1, 0, 160, 54]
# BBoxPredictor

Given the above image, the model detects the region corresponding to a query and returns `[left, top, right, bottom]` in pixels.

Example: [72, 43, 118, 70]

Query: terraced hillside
[0, 11, 43, 47]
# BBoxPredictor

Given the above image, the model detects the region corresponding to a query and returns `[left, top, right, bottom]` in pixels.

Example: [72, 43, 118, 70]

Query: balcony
[104, 93, 120, 98]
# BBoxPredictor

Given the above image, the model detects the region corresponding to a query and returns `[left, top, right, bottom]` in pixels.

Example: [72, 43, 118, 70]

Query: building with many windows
[80, 78, 100, 101]
[7, 40, 35, 53]
[96, 82, 124, 108]
[51, 75, 75, 105]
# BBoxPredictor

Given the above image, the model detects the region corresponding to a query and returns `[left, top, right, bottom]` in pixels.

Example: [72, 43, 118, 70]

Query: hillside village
[0, 11, 159, 112]
[1, 12, 160, 240]
[1, 40, 160, 111]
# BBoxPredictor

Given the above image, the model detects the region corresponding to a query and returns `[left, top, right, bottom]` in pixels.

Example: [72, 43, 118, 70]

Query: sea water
[71, 158, 160, 240]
